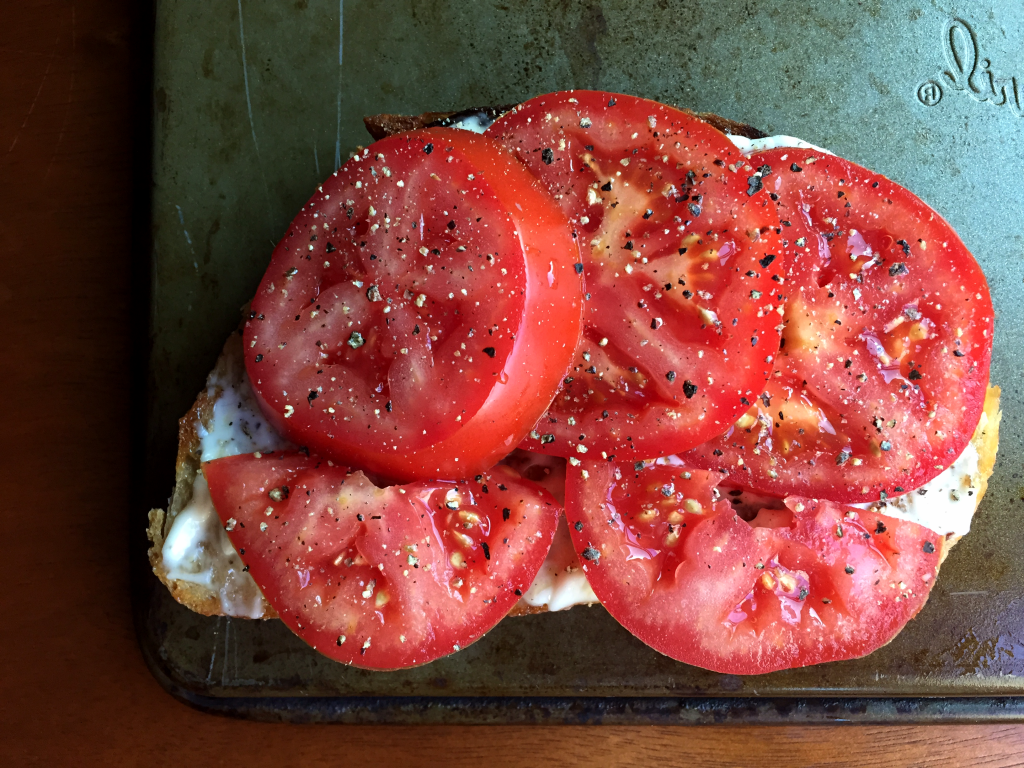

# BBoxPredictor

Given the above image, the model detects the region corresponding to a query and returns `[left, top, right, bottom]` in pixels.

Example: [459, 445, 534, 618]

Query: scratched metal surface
[139, 0, 1024, 719]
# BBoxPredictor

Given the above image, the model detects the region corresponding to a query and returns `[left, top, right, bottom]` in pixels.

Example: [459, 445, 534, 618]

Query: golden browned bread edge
[145, 333, 279, 619]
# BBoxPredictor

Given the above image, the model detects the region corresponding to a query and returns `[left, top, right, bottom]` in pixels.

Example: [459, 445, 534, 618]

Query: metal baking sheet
[136, 0, 1024, 722]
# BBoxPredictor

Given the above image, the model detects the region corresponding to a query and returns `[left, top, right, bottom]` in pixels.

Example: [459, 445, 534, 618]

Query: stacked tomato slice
[198, 92, 993, 673]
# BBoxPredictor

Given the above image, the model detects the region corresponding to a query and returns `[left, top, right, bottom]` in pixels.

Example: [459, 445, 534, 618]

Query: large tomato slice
[565, 458, 941, 674]
[245, 127, 583, 483]
[684, 149, 993, 502]
[204, 451, 560, 669]
[488, 91, 784, 460]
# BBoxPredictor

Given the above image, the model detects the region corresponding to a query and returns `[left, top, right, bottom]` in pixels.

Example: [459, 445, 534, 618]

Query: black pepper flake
[255, 354, 264, 362]
[423, 142, 433, 154]
[643, 208, 653, 219]
[325, 242, 336, 253]
[541, 147, 554, 164]
[581, 546, 600, 562]
[483, 346, 496, 358]
[845, 565, 855, 574]
[447, 220, 456, 230]
[574, 520, 583, 532]
[307, 390, 318, 405]
[481, 542, 490, 560]
[836, 449, 851, 465]
[683, 380, 698, 398]
[750, 336, 758, 346]
[954, 349, 965, 357]
[799, 588, 808, 601]
[624, 240, 634, 250]
[889, 262, 909, 277]
[759, 253, 776, 268]
[514, 588, 522, 596]
[634, 461, 645, 472]
[790, 163, 802, 172]
[908, 369, 923, 380]
[385, 400, 392, 412]
[540, 434, 555, 444]
[923, 541, 935, 554]
[502, 507, 511, 521]
[574, 262, 584, 274]
[601, 181, 612, 191]
[844, 359, 852, 368]
[666, 370, 677, 382]
[688, 203, 702, 217]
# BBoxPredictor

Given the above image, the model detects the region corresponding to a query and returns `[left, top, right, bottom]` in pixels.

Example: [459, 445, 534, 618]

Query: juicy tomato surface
[685, 149, 993, 502]
[488, 91, 785, 460]
[245, 127, 583, 483]
[565, 458, 941, 674]
[204, 451, 560, 669]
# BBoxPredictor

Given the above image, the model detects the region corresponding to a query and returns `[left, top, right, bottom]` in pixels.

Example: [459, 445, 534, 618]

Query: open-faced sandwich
[148, 91, 999, 674]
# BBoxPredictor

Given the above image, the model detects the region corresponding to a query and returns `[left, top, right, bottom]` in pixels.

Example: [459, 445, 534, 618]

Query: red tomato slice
[204, 451, 560, 669]
[245, 127, 583, 482]
[565, 459, 941, 674]
[488, 91, 785, 460]
[684, 149, 993, 502]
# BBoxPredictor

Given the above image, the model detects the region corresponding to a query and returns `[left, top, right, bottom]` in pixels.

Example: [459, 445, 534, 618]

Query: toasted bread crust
[146, 333, 278, 619]
[363, 104, 767, 143]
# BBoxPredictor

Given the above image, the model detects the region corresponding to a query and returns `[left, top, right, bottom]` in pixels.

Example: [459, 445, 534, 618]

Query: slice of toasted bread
[149, 105, 1001, 621]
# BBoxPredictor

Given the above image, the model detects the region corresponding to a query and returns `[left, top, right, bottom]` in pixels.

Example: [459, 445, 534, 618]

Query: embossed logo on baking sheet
[931, 18, 1022, 116]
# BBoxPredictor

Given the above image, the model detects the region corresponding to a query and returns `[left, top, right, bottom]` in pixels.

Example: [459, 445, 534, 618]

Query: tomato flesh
[245, 128, 583, 482]
[204, 451, 560, 669]
[685, 149, 993, 501]
[488, 92, 784, 460]
[565, 458, 941, 674]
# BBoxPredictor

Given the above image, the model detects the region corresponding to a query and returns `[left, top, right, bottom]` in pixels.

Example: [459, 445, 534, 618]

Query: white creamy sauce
[162, 474, 266, 619]
[522, 517, 598, 611]
[727, 134, 833, 156]
[449, 111, 494, 134]
[850, 441, 981, 537]
[195, 341, 294, 461]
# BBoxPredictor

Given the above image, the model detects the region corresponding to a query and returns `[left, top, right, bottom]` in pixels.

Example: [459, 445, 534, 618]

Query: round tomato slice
[565, 459, 941, 674]
[488, 91, 785, 460]
[245, 127, 583, 482]
[684, 149, 994, 502]
[204, 451, 560, 669]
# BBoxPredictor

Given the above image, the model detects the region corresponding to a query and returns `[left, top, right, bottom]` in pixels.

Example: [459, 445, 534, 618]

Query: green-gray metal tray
[135, 0, 1024, 723]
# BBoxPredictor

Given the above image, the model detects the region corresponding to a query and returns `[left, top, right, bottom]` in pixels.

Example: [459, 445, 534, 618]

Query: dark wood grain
[3, 2, 1024, 766]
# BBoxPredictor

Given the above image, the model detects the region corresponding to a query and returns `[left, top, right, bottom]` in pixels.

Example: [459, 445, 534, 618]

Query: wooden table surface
[3, 2, 1024, 765]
